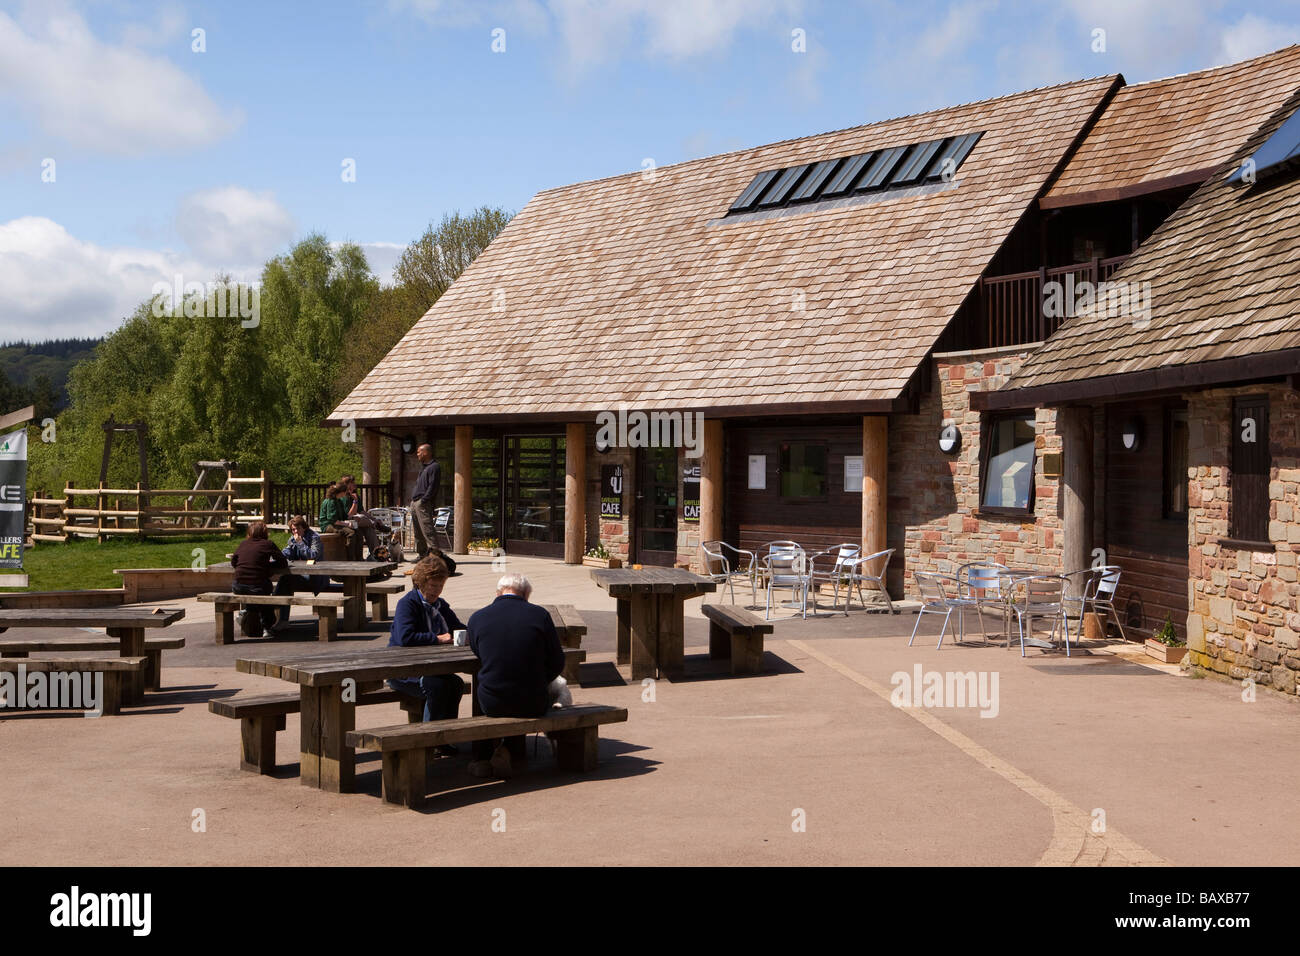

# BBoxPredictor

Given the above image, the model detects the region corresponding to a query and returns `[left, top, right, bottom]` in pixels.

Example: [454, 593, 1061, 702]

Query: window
[1163, 408, 1189, 517]
[779, 442, 827, 498]
[1230, 396, 1270, 543]
[980, 414, 1036, 513]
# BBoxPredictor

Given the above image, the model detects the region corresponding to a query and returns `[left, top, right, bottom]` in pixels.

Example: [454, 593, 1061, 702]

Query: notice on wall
[844, 455, 864, 493]
[747, 455, 766, 490]
[600, 464, 623, 519]
[0, 429, 27, 570]
[682, 464, 700, 523]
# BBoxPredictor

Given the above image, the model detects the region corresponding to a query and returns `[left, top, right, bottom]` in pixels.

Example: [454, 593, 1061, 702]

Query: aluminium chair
[700, 540, 758, 607]
[908, 571, 976, 649]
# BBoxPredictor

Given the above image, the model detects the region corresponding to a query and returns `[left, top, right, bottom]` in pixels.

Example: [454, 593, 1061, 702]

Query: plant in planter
[582, 543, 622, 568]
[467, 538, 501, 555]
[1145, 614, 1187, 663]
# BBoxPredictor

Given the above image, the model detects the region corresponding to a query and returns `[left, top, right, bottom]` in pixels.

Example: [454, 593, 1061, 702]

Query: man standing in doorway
[410, 442, 442, 561]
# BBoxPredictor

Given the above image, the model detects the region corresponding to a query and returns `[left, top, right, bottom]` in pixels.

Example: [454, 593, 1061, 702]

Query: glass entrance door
[635, 446, 678, 567]
[503, 435, 565, 557]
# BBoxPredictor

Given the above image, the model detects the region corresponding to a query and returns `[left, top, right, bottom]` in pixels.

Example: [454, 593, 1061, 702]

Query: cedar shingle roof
[330, 76, 1117, 424]
[1044, 45, 1300, 204]
[997, 89, 1300, 399]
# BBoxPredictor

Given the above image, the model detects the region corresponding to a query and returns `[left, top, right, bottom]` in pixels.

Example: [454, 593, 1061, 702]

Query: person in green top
[319, 482, 381, 558]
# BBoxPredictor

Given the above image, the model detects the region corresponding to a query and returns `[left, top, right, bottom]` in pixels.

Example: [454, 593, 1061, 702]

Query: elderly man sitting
[466, 572, 566, 779]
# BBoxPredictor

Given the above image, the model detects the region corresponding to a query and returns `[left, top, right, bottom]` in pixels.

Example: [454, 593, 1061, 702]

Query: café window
[780, 441, 828, 498]
[980, 414, 1036, 513]
[1163, 408, 1189, 517]
[1230, 396, 1270, 543]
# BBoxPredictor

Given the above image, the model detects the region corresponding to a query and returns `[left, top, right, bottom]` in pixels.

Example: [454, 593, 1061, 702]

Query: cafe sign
[682, 464, 700, 523]
[600, 464, 623, 518]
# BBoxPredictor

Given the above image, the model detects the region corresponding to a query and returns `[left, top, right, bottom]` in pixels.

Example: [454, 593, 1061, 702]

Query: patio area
[1, 553, 1296, 866]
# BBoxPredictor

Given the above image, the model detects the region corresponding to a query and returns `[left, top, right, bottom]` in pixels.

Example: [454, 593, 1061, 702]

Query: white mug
[453, 629, 468, 647]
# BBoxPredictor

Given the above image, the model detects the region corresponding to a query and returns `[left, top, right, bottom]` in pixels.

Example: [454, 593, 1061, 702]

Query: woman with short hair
[231, 520, 289, 637]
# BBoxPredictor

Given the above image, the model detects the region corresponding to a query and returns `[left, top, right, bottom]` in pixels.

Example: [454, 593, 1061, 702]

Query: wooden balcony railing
[979, 255, 1130, 348]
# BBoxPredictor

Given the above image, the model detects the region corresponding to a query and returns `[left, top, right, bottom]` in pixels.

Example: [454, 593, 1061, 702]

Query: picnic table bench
[0, 634, 185, 691]
[541, 604, 587, 684]
[0, 606, 185, 706]
[208, 560, 397, 631]
[0, 657, 148, 716]
[348, 703, 629, 809]
[591, 567, 715, 680]
[198, 592, 350, 643]
[702, 604, 773, 674]
[233, 644, 586, 792]
[366, 579, 406, 622]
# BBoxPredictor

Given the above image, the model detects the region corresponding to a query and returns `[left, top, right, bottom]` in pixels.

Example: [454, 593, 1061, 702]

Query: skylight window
[1229, 107, 1300, 185]
[726, 131, 983, 217]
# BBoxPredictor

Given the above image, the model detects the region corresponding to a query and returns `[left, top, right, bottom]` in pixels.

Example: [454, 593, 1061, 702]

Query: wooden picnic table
[590, 567, 715, 680]
[0, 606, 185, 705]
[235, 643, 585, 793]
[211, 560, 396, 632]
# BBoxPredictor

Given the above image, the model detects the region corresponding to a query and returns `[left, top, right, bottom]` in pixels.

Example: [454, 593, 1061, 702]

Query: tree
[394, 206, 513, 313]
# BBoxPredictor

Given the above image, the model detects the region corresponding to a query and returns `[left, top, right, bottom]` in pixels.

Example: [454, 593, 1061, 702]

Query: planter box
[467, 547, 500, 556]
[1145, 638, 1188, 664]
[582, 556, 622, 569]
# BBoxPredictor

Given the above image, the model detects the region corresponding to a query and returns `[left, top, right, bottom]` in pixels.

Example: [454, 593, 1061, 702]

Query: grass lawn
[10, 534, 247, 592]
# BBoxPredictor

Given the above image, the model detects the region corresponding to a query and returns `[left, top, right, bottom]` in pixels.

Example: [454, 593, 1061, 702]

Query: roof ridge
[533, 73, 1120, 198]
[1119, 42, 1300, 91]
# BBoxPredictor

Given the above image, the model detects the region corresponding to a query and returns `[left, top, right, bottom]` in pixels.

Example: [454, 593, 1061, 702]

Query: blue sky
[2, 0, 1299, 339]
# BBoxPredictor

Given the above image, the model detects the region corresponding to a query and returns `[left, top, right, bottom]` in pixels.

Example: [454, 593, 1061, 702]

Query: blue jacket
[282, 528, 327, 592]
[389, 588, 452, 647]
[467, 594, 565, 718]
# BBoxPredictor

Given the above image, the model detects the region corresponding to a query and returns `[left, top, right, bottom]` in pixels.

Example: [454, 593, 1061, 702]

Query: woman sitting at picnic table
[231, 520, 289, 638]
[319, 482, 381, 560]
[271, 515, 339, 629]
[387, 556, 465, 755]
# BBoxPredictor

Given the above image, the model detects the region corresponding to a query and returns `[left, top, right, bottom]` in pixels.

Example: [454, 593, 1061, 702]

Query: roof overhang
[1039, 167, 1219, 209]
[974, 348, 1300, 410]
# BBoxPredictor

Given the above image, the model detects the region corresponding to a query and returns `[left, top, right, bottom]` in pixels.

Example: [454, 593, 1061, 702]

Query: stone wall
[1185, 383, 1300, 695]
[888, 346, 1065, 598]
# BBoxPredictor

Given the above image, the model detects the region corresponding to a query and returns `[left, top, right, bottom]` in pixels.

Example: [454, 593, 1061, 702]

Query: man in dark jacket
[409, 443, 442, 561]
[387, 556, 465, 752]
[231, 521, 289, 637]
[466, 572, 565, 778]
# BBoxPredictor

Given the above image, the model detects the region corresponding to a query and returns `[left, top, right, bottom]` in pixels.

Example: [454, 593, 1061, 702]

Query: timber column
[361, 429, 381, 488]
[453, 426, 472, 554]
[861, 415, 888, 559]
[389, 437, 405, 503]
[698, 419, 724, 565]
[1059, 405, 1094, 595]
[564, 423, 586, 564]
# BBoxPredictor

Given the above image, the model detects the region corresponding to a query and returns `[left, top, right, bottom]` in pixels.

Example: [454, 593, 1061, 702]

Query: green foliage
[1154, 614, 1182, 646]
[395, 206, 512, 313]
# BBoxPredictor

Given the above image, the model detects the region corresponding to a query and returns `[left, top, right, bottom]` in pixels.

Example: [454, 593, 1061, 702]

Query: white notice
[748, 455, 766, 490]
[844, 455, 864, 492]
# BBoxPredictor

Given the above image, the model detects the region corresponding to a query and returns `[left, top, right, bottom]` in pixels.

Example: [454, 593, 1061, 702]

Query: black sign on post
[600, 464, 623, 519]
[682, 464, 700, 524]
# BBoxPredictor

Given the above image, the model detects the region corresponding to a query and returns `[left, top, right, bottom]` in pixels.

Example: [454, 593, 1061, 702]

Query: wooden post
[389, 437, 404, 505]
[699, 419, 724, 563]
[259, 469, 270, 524]
[453, 425, 472, 554]
[97, 481, 106, 543]
[564, 422, 586, 564]
[861, 415, 888, 559]
[362, 429, 381, 494]
[1060, 405, 1094, 595]
[227, 469, 237, 538]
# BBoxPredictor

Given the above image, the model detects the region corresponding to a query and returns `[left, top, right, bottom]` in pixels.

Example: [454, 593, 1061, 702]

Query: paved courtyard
[1, 554, 1296, 866]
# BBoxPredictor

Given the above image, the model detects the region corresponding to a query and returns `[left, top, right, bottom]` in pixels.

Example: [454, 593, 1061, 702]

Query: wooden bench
[366, 580, 406, 622]
[541, 604, 587, 685]
[702, 604, 773, 674]
[198, 592, 352, 643]
[0, 635, 185, 691]
[347, 703, 629, 809]
[0, 657, 147, 716]
[209, 687, 437, 774]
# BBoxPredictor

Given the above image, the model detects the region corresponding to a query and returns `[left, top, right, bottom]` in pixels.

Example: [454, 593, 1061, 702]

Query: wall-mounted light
[595, 437, 612, 454]
[401, 435, 415, 454]
[1120, 418, 1143, 452]
[938, 423, 962, 455]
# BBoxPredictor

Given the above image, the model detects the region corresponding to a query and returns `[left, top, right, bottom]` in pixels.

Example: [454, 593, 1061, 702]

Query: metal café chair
[908, 571, 976, 649]
[762, 544, 810, 621]
[807, 543, 861, 616]
[1004, 574, 1072, 657]
[847, 548, 895, 614]
[700, 540, 758, 606]
[1064, 565, 1126, 642]
[433, 506, 453, 548]
[957, 561, 1010, 644]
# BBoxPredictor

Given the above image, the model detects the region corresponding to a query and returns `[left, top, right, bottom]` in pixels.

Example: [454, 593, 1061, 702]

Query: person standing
[231, 521, 289, 637]
[410, 443, 442, 561]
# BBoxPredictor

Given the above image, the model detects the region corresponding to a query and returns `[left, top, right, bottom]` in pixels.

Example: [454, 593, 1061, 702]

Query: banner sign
[600, 464, 623, 518]
[682, 464, 700, 523]
[0, 428, 27, 569]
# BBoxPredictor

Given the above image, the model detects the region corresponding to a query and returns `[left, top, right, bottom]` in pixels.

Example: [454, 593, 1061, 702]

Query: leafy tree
[394, 206, 512, 313]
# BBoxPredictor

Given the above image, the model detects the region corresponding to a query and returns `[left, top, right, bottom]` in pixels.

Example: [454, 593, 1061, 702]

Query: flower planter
[1145, 638, 1187, 664]
[582, 556, 622, 569]
[467, 546, 500, 556]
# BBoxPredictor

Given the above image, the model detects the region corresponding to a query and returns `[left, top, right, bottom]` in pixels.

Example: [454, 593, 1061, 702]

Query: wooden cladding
[1230, 395, 1270, 544]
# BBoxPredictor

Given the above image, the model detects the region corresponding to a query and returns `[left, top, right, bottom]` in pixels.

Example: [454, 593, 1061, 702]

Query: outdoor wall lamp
[938, 423, 961, 455]
[1121, 418, 1143, 452]
[401, 435, 415, 454]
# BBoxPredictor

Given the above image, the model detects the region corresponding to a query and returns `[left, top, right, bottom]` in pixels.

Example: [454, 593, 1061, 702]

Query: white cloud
[1218, 14, 1300, 65]
[918, 0, 996, 61]
[175, 187, 296, 264]
[350, 241, 405, 285]
[0, 7, 241, 155]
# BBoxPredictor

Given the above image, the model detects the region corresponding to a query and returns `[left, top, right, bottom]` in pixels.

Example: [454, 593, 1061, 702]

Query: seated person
[271, 516, 339, 628]
[466, 572, 565, 779]
[230, 521, 289, 637]
[386, 556, 465, 755]
[321, 480, 381, 560]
